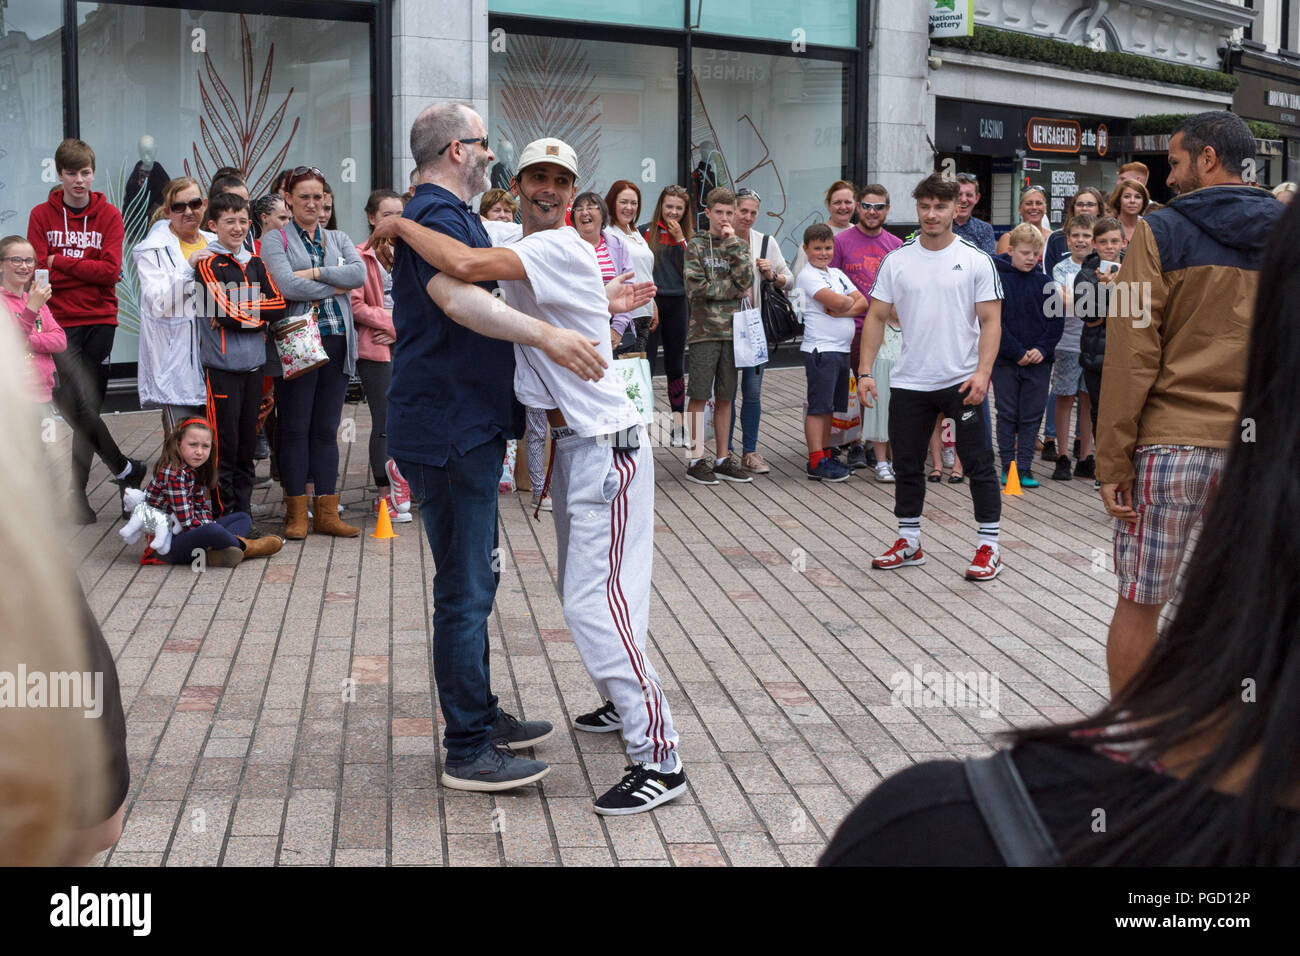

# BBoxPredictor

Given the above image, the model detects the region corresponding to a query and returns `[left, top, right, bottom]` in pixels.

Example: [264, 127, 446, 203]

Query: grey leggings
[356, 358, 392, 486]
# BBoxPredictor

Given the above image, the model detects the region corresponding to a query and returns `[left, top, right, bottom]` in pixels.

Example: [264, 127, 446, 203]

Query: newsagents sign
[930, 0, 974, 38]
[1027, 117, 1109, 156]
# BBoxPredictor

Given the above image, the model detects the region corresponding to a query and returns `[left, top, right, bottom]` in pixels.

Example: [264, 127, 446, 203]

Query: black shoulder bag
[964, 749, 1062, 866]
[757, 234, 801, 351]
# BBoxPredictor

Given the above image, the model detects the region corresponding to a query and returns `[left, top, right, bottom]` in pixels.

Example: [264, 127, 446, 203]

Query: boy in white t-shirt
[374, 139, 687, 817]
[857, 172, 1006, 582]
[793, 223, 867, 481]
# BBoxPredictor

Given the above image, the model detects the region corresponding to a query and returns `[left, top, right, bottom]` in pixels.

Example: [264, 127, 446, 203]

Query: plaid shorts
[1113, 444, 1225, 605]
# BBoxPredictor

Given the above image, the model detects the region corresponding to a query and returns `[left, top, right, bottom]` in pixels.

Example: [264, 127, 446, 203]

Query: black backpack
[758, 234, 801, 351]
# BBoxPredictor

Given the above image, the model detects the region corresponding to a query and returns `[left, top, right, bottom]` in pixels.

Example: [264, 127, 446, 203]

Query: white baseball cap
[516, 138, 579, 178]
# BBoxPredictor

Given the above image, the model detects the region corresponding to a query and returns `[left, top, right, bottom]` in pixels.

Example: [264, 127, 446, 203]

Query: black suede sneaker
[574, 700, 622, 733]
[593, 759, 687, 816]
[442, 745, 550, 792]
[491, 710, 553, 751]
[1074, 455, 1096, 479]
[1040, 439, 1058, 463]
[1051, 455, 1073, 481]
[846, 444, 869, 469]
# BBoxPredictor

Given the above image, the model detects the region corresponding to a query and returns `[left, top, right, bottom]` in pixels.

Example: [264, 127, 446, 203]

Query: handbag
[272, 309, 329, 380]
[758, 234, 801, 350]
[611, 356, 655, 425]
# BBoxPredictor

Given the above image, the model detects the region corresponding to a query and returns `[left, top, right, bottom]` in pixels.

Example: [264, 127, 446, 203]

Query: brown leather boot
[238, 534, 284, 559]
[312, 494, 359, 537]
[283, 495, 309, 540]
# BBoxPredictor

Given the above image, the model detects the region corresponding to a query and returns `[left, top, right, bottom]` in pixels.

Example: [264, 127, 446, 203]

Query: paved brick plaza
[72, 368, 1116, 866]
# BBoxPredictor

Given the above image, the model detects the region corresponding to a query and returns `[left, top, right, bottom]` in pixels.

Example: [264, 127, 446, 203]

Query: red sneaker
[385, 458, 412, 513]
[373, 494, 413, 523]
[965, 544, 1003, 582]
[872, 538, 926, 570]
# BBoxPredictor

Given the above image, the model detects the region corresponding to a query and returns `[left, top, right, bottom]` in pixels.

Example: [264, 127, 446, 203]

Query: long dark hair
[646, 185, 693, 246]
[155, 419, 217, 490]
[1014, 201, 1300, 865]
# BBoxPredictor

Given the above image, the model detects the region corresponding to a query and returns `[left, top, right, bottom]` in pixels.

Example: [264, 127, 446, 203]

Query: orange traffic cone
[1004, 461, 1023, 496]
[372, 497, 398, 539]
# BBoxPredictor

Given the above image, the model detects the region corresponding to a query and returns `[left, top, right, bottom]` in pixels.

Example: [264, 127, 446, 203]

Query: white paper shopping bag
[732, 307, 769, 368]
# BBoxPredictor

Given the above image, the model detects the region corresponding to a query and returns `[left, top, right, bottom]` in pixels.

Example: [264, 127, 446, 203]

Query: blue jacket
[993, 254, 1062, 363]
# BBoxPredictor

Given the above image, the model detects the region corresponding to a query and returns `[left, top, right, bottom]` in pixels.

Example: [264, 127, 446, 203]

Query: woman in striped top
[571, 192, 635, 350]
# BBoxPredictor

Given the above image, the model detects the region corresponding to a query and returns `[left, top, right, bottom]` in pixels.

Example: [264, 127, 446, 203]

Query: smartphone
[1100, 261, 1120, 275]
[34, 269, 49, 287]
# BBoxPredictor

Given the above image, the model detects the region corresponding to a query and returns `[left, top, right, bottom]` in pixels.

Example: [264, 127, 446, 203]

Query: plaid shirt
[292, 220, 345, 336]
[144, 464, 212, 530]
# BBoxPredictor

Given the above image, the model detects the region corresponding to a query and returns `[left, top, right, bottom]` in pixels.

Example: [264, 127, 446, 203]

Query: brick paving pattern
[66, 369, 1115, 866]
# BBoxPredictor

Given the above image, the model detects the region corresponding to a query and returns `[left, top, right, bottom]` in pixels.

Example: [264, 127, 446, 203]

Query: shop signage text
[930, 0, 974, 38]
[1268, 89, 1300, 111]
[1027, 117, 1080, 153]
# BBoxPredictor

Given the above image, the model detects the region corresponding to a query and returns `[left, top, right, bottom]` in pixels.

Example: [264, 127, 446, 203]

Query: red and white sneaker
[965, 544, 1003, 582]
[374, 495, 413, 523]
[872, 538, 926, 570]
[385, 458, 412, 513]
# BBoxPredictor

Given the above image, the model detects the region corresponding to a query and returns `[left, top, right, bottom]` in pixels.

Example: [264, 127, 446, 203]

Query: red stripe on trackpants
[605, 450, 665, 762]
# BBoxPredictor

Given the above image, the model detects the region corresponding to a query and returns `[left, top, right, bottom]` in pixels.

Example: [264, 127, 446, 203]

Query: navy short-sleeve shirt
[388, 183, 523, 466]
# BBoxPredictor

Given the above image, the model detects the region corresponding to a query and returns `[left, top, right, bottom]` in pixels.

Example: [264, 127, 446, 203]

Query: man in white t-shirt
[794, 222, 866, 482]
[373, 138, 687, 817]
[857, 172, 1005, 581]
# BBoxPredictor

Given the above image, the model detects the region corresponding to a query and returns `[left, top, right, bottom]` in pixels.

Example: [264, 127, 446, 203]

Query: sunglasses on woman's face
[170, 198, 204, 214]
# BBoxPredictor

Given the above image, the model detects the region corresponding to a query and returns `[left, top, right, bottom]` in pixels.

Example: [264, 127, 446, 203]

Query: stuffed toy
[119, 487, 182, 555]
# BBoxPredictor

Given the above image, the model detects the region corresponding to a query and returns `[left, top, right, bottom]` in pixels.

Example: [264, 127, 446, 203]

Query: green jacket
[684, 233, 752, 343]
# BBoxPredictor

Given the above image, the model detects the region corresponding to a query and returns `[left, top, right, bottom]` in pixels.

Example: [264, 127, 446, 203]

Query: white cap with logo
[516, 138, 579, 178]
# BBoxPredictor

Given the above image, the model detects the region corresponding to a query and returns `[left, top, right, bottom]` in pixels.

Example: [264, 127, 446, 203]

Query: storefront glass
[693, 0, 856, 49]
[487, 36, 678, 211]
[691, 47, 847, 265]
[488, 0, 681, 30]
[76, 4, 372, 361]
[0, 0, 64, 233]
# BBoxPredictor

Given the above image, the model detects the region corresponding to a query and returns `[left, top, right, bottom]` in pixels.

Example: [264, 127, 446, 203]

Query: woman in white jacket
[133, 177, 215, 433]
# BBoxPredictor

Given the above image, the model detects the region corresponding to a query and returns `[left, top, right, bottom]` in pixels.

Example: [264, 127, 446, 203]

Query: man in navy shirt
[953, 173, 996, 255]
[388, 101, 608, 791]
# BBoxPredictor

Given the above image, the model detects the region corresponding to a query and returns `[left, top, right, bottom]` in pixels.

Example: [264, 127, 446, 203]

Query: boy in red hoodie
[27, 138, 144, 523]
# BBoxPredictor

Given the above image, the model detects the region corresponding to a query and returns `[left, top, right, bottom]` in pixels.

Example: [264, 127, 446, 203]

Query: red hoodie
[27, 188, 124, 327]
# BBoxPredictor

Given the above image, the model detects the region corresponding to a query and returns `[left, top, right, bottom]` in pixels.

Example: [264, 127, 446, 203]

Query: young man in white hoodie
[374, 139, 685, 816]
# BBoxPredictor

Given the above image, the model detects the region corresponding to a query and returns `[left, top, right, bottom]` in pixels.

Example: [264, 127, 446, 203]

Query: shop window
[488, 35, 678, 223]
[76, 4, 372, 362]
[488, 0, 682, 31]
[692, 0, 856, 49]
[691, 48, 847, 266]
[0, 1, 63, 233]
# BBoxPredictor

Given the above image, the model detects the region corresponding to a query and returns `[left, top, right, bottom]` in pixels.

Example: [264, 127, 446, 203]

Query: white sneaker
[531, 495, 552, 512]
[941, 447, 955, 469]
[250, 501, 280, 520]
[874, 461, 896, 482]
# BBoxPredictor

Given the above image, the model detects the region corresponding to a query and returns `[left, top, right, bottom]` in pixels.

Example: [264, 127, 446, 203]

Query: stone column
[391, 0, 489, 189]
[867, 3, 933, 225]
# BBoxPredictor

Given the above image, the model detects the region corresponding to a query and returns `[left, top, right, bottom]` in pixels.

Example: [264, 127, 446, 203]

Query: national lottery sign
[930, 0, 974, 38]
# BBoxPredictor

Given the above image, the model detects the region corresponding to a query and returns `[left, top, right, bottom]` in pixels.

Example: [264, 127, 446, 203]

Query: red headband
[177, 417, 210, 431]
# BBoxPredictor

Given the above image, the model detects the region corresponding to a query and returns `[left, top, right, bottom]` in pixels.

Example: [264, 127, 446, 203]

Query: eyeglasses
[955, 173, 979, 184]
[169, 198, 205, 214]
[437, 136, 489, 156]
[285, 166, 324, 191]
[735, 187, 761, 202]
[2, 256, 36, 266]
[663, 185, 688, 197]
[859, 201, 888, 211]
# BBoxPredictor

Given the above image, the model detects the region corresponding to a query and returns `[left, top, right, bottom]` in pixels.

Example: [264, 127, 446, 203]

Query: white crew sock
[977, 522, 1000, 552]
[115, 460, 134, 480]
[899, 517, 921, 550]
[715, 456, 728, 466]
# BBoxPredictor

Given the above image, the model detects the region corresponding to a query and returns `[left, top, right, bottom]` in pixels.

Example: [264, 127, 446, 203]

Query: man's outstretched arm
[427, 272, 607, 382]
[375, 215, 525, 283]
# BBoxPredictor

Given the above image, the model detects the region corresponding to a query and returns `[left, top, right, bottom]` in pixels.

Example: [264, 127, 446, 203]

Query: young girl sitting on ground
[143, 418, 282, 566]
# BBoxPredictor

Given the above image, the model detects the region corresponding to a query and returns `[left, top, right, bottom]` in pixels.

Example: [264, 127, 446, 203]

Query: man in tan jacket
[1096, 111, 1282, 694]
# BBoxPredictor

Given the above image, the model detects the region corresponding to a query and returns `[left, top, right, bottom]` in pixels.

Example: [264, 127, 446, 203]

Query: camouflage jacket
[684, 233, 752, 343]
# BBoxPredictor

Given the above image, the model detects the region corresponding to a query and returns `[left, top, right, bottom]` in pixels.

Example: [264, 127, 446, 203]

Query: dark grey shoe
[491, 710, 554, 750]
[114, 457, 148, 519]
[442, 745, 550, 792]
[846, 444, 869, 469]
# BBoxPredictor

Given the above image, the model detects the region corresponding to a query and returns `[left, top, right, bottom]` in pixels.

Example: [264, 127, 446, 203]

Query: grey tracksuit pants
[550, 428, 679, 765]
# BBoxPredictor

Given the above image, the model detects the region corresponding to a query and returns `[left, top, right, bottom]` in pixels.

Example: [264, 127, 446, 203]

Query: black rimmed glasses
[437, 136, 490, 156]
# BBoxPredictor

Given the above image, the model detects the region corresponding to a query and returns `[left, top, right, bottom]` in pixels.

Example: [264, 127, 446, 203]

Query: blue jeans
[726, 362, 764, 455]
[164, 512, 252, 564]
[397, 437, 503, 762]
[991, 359, 1052, 474]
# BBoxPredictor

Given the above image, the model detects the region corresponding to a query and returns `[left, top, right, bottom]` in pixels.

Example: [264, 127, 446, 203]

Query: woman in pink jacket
[350, 189, 411, 522]
[1, 235, 66, 403]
